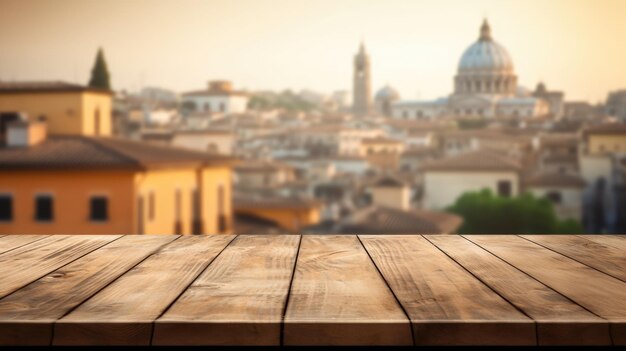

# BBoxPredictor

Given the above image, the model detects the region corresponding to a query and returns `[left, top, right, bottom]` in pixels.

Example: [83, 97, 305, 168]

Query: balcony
[0, 234, 624, 346]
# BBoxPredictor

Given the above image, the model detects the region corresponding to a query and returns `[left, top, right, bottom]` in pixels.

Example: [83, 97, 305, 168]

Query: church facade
[389, 20, 555, 120]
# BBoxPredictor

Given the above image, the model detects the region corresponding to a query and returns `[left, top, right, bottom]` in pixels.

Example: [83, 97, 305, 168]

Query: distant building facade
[422, 150, 521, 210]
[606, 90, 626, 121]
[0, 81, 112, 137]
[182, 80, 248, 116]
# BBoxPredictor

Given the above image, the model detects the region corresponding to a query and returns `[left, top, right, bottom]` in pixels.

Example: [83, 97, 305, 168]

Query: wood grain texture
[0, 235, 118, 300]
[467, 235, 626, 345]
[283, 235, 412, 346]
[54, 235, 234, 346]
[154, 235, 300, 346]
[0, 235, 175, 346]
[361, 235, 534, 346]
[523, 235, 626, 282]
[580, 235, 626, 251]
[426, 235, 609, 345]
[0, 235, 47, 255]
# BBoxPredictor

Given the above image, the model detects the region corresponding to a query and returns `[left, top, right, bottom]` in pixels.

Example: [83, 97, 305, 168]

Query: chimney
[370, 176, 411, 211]
[6, 119, 47, 147]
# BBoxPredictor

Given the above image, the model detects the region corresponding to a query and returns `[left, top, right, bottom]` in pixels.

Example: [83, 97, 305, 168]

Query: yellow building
[583, 123, 626, 155]
[0, 81, 236, 235]
[0, 81, 112, 137]
[0, 132, 235, 235]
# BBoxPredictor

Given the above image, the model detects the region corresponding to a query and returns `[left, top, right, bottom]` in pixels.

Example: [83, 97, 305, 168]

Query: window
[175, 189, 182, 220]
[148, 192, 155, 221]
[35, 195, 53, 221]
[174, 189, 182, 235]
[94, 108, 101, 135]
[0, 195, 12, 221]
[90, 196, 108, 221]
[545, 191, 562, 204]
[191, 188, 201, 235]
[497, 181, 512, 197]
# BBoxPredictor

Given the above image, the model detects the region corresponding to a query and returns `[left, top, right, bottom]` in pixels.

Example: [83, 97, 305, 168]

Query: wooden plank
[0, 235, 176, 346]
[467, 235, 626, 345]
[154, 235, 300, 346]
[360, 235, 534, 346]
[0, 235, 48, 255]
[523, 235, 626, 282]
[54, 235, 234, 346]
[283, 235, 412, 346]
[580, 235, 626, 251]
[0, 235, 118, 299]
[426, 235, 610, 345]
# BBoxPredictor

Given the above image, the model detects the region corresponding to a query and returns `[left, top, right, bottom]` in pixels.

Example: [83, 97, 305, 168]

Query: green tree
[88, 48, 111, 90]
[446, 189, 584, 234]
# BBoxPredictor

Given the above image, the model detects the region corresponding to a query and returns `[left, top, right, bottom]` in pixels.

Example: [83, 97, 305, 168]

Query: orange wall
[0, 170, 135, 234]
[0, 91, 111, 136]
[134, 168, 197, 235]
[201, 166, 233, 234]
[0, 165, 233, 235]
[133, 166, 233, 235]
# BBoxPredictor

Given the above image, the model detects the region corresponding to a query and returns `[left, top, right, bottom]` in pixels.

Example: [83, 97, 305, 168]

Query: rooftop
[0, 136, 236, 170]
[340, 206, 462, 234]
[0, 234, 623, 346]
[0, 81, 112, 95]
[422, 149, 521, 172]
[525, 172, 586, 188]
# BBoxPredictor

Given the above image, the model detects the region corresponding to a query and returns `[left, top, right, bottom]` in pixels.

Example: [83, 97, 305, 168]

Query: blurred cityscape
[1, 13, 625, 235]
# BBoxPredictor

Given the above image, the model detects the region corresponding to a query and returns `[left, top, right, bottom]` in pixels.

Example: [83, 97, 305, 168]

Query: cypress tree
[88, 48, 111, 90]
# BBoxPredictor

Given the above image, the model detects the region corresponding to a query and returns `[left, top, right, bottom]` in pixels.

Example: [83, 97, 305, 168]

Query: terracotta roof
[0, 136, 236, 170]
[0, 81, 112, 95]
[233, 196, 321, 210]
[583, 123, 626, 136]
[525, 172, 586, 188]
[422, 150, 521, 172]
[339, 205, 462, 234]
[543, 153, 578, 164]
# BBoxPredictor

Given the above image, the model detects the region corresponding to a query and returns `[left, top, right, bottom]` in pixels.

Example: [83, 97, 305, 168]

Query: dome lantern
[480, 19, 492, 41]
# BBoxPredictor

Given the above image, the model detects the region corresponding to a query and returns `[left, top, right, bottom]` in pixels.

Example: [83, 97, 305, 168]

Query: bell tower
[353, 42, 372, 117]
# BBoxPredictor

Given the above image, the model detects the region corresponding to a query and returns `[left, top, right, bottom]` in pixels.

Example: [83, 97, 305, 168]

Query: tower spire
[480, 18, 492, 41]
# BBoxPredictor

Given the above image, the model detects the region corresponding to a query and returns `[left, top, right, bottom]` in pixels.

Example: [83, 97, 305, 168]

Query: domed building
[374, 85, 400, 117]
[392, 19, 551, 120]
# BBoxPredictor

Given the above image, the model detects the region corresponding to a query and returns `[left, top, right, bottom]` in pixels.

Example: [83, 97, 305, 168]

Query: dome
[375, 85, 400, 100]
[458, 20, 514, 75]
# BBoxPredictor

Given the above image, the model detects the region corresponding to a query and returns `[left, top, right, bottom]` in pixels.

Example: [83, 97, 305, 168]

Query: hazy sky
[1, 0, 624, 101]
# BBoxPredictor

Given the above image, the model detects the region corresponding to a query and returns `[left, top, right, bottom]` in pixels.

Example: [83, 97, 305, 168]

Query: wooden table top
[0, 234, 624, 346]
